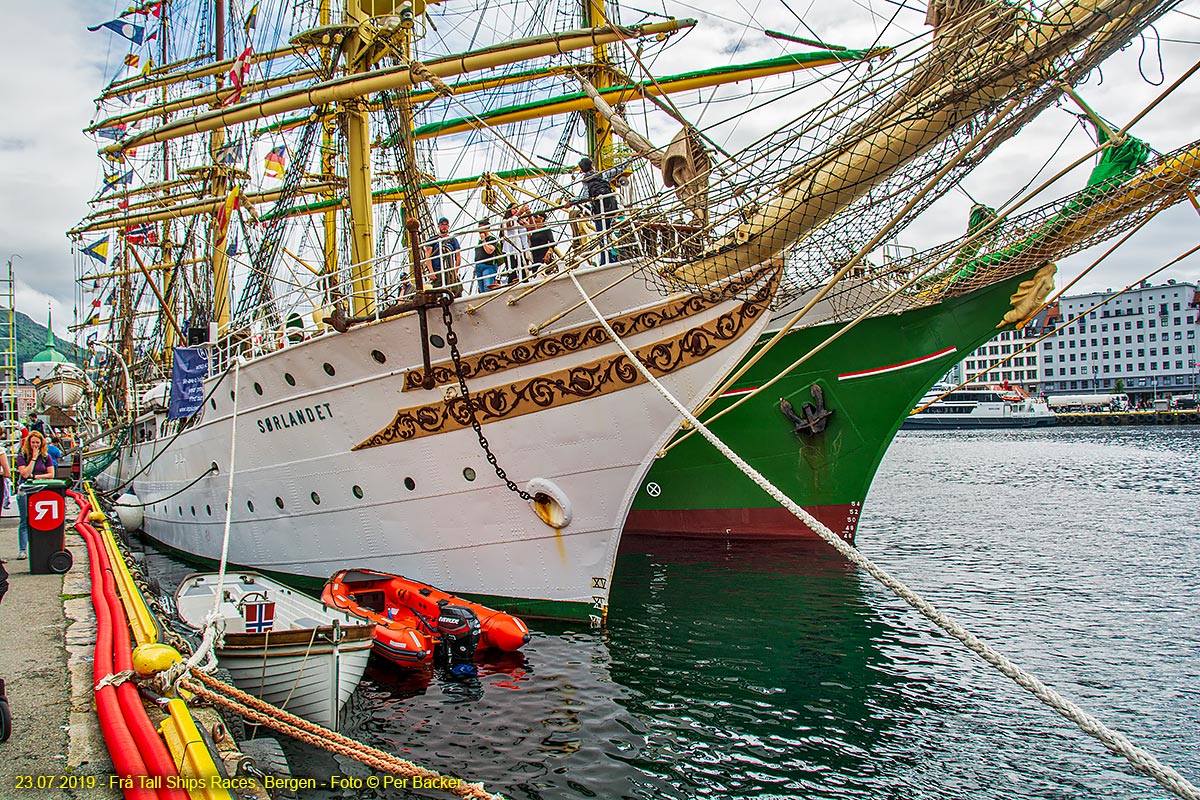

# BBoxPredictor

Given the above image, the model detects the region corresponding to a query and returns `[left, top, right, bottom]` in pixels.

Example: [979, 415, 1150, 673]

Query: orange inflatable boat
[322, 569, 530, 673]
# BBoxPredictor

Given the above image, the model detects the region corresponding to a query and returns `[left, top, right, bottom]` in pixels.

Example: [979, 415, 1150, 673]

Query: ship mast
[341, 0, 379, 317]
[210, 0, 232, 334]
[582, 0, 614, 168]
[160, 1, 176, 355]
[319, 0, 339, 299]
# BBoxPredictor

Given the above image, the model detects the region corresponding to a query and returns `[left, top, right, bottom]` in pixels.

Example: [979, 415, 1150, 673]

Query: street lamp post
[1092, 365, 1099, 393]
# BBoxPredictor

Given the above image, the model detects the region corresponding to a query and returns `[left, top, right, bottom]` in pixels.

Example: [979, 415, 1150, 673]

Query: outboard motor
[436, 604, 481, 677]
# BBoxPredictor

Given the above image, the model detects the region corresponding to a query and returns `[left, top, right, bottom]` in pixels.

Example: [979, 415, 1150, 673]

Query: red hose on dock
[70, 492, 187, 800]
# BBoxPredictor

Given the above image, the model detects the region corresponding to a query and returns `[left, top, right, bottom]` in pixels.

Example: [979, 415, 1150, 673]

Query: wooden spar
[257, 64, 591, 135]
[85, 260, 203, 281]
[127, 246, 185, 343]
[91, 70, 323, 133]
[98, 43, 309, 101]
[88, 174, 210, 206]
[407, 49, 890, 140]
[668, 0, 1159, 286]
[71, 182, 340, 236]
[101, 19, 695, 155]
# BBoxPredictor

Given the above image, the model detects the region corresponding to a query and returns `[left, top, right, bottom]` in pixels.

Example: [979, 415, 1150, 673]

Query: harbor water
[142, 426, 1200, 799]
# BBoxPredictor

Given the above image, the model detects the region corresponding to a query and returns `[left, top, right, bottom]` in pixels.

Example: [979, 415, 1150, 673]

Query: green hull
[627, 270, 1036, 540]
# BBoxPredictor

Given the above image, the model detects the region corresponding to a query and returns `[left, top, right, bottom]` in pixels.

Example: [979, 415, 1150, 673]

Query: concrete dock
[0, 512, 119, 799]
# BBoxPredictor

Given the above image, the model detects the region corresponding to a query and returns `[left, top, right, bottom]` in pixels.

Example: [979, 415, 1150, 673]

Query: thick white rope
[568, 272, 1200, 800]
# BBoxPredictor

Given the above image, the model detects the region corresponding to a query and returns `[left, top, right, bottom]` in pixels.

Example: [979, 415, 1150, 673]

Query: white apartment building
[1039, 279, 1200, 398]
[951, 280, 1200, 399]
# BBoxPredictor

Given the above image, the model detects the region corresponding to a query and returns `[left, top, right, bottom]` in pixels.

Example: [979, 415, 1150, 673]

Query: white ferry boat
[903, 384, 1057, 430]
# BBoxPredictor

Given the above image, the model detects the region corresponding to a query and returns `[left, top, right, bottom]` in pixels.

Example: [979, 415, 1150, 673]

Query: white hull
[217, 641, 372, 730]
[115, 261, 776, 620]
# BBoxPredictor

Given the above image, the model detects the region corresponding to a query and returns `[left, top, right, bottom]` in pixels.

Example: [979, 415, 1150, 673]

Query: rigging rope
[567, 269, 1200, 800]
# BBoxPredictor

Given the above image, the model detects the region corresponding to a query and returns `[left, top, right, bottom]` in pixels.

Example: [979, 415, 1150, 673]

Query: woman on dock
[14, 432, 53, 559]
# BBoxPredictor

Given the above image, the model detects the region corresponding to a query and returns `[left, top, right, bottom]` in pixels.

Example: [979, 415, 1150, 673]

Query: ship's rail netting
[620, 0, 1179, 307]
[819, 137, 1200, 320]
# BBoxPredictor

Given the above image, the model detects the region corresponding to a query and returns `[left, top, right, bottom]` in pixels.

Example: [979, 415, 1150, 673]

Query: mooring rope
[567, 271, 1200, 800]
[182, 671, 503, 800]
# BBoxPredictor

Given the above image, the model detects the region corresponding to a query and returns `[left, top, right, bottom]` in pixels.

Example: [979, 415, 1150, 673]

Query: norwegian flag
[243, 600, 276, 634]
[123, 222, 157, 244]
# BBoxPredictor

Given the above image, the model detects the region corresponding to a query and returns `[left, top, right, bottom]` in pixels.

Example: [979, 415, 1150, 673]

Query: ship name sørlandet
[257, 403, 334, 433]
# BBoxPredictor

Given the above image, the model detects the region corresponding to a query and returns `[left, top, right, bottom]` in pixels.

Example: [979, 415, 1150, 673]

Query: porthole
[284, 373, 296, 386]
[352, 485, 364, 499]
[429, 334, 445, 349]
[247, 500, 255, 512]
[323, 362, 335, 376]
[253, 382, 263, 395]
[311, 491, 321, 505]
[211, 461, 219, 474]
[463, 467, 476, 482]
[205, 505, 212, 516]
[210, 398, 216, 410]
[275, 496, 285, 509]
[190, 506, 196, 517]
[230, 390, 236, 402]
[404, 477, 416, 491]
[178, 506, 183, 516]
[370, 350, 386, 364]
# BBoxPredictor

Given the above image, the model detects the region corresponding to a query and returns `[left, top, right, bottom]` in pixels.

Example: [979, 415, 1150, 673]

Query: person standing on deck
[574, 157, 621, 264]
[422, 217, 463, 296]
[473, 222, 505, 293]
[527, 212, 557, 272]
[499, 203, 531, 285]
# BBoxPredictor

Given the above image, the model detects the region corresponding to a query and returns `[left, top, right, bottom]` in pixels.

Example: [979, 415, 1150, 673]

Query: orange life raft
[322, 569, 530, 668]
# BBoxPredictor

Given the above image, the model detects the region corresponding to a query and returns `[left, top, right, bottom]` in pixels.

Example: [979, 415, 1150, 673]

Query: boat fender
[88, 510, 106, 524]
[132, 643, 183, 676]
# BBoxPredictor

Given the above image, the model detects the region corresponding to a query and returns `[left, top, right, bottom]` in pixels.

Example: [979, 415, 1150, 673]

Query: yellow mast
[319, 0, 339, 294]
[583, 0, 613, 168]
[340, 0, 380, 316]
[160, 1, 177, 354]
[210, 0, 232, 334]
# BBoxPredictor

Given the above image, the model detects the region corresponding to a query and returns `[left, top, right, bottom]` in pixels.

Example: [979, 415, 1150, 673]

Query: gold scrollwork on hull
[403, 264, 777, 392]
[354, 276, 776, 450]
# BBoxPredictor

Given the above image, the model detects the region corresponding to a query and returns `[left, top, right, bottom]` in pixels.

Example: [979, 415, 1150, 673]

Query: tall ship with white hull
[73, 0, 1178, 620]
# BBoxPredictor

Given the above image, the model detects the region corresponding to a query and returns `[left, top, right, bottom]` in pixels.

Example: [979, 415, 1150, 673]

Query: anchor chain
[441, 302, 534, 501]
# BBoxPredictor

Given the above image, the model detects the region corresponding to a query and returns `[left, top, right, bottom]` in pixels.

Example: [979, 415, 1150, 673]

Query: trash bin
[23, 479, 72, 575]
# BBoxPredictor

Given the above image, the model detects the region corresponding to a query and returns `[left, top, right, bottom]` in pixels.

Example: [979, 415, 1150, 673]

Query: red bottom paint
[624, 503, 860, 543]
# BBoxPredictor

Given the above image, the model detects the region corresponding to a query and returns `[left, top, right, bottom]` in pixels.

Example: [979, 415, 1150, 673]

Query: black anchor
[780, 383, 833, 436]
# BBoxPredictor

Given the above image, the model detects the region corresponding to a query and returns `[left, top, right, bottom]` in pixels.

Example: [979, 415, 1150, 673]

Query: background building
[1038, 279, 1199, 401]
[949, 280, 1200, 402]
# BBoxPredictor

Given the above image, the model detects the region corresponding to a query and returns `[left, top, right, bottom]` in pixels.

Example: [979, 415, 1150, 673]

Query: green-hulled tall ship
[629, 131, 1200, 541]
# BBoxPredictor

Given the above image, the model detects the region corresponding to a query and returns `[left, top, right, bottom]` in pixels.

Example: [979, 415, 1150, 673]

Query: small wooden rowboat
[175, 572, 373, 729]
[322, 569, 530, 673]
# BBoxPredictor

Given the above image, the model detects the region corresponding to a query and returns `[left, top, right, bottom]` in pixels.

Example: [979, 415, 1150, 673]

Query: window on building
[1126, 350, 1133, 358]
[1090, 313, 1097, 320]
[1045, 368, 1054, 376]
[1175, 318, 1182, 326]
[1114, 364, 1122, 372]
[1174, 302, 1181, 310]
[1150, 333, 1157, 341]
[1101, 323, 1108, 332]
[1177, 346, 1184, 354]
[1102, 337, 1109, 345]
[1091, 338, 1098, 346]
[1103, 364, 1110, 373]
[1151, 348, 1158, 356]
[1178, 361, 1185, 369]
[1045, 355, 1054, 363]
[1138, 349, 1145, 357]
[1189, 345, 1197, 354]
[1125, 321, 1133, 330]
[1137, 320, 1144, 329]
[1090, 325, 1097, 333]
[1069, 353, 1076, 361]
[1149, 319, 1156, 328]
[1151, 362, 1158, 371]
[1046, 341, 1054, 349]
[1176, 332, 1183, 340]
[1137, 335, 1145, 343]
[1138, 363, 1145, 372]
[1189, 330, 1196, 339]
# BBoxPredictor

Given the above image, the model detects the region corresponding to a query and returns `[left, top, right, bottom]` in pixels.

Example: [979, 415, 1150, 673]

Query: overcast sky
[1, 0, 1198, 341]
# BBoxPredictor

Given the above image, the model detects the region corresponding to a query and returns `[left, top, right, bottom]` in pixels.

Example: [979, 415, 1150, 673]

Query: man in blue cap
[422, 216, 463, 295]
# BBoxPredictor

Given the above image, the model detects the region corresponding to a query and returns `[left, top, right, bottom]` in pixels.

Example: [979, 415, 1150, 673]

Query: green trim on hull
[631, 270, 1040, 535]
[134, 531, 596, 622]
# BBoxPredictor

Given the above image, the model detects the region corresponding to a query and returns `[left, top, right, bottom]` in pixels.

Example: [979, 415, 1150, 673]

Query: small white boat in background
[35, 362, 87, 409]
[903, 383, 1057, 430]
[175, 572, 373, 729]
